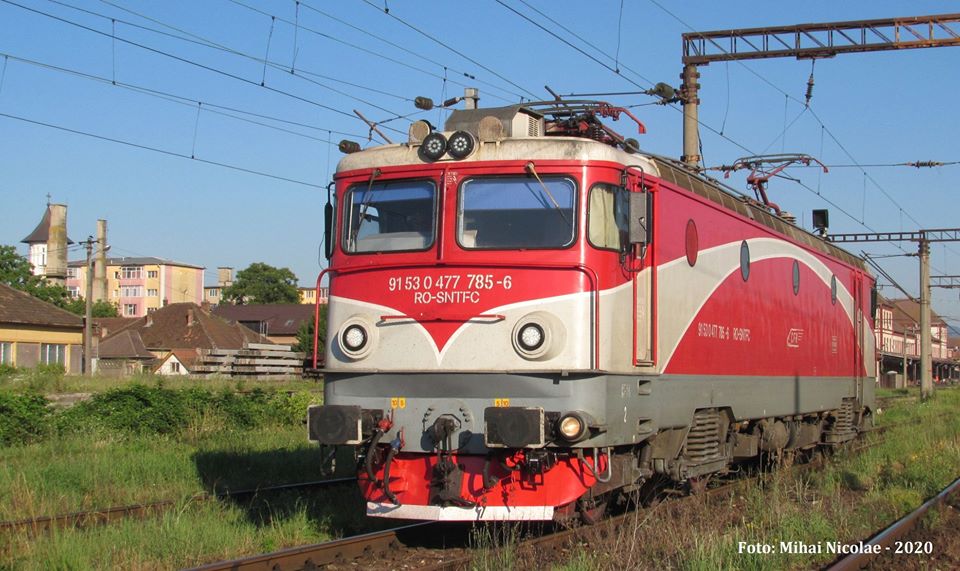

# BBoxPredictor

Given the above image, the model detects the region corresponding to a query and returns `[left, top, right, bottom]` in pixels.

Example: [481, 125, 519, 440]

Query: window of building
[208, 288, 219, 297]
[459, 176, 576, 250]
[147, 288, 159, 297]
[40, 344, 65, 365]
[67, 267, 78, 278]
[121, 266, 142, 279]
[0, 342, 12, 365]
[147, 307, 157, 314]
[68, 286, 81, 298]
[124, 304, 138, 316]
[121, 286, 143, 297]
[171, 361, 181, 373]
[147, 270, 158, 278]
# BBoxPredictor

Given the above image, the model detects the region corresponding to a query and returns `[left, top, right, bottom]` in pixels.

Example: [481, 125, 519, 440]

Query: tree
[221, 262, 300, 305]
[0, 245, 72, 308]
[294, 304, 328, 358]
[63, 297, 119, 318]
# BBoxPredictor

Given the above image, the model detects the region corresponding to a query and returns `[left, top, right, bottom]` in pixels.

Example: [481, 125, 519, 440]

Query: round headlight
[341, 324, 368, 351]
[558, 412, 587, 442]
[517, 323, 545, 352]
[419, 132, 447, 161]
[447, 130, 475, 159]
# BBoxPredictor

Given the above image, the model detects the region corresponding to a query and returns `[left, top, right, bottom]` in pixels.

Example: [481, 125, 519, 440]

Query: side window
[588, 184, 629, 251]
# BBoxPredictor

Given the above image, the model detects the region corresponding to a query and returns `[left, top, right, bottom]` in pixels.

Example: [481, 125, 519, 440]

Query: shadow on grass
[191, 447, 385, 536]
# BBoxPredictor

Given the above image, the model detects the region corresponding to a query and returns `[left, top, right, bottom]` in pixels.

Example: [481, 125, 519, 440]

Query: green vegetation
[548, 390, 960, 570]
[221, 262, 300, 305]
[0, 379, 381, 570]
[0, 366, 320, 396]
[0, 383, 319, 447]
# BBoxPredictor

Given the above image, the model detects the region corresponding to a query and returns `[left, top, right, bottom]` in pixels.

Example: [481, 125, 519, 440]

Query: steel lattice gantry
[682, 14, 960, 65]
[677, 14, 960, 167]
[826, 228, 960, 399]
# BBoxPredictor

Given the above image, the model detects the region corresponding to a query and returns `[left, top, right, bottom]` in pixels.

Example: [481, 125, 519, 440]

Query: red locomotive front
[307, 97, 875, 522]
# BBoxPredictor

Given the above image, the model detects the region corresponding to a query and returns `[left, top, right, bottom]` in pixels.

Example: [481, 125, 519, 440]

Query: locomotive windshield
[458, 176, 576, 249]
[343, 179, 436, 253]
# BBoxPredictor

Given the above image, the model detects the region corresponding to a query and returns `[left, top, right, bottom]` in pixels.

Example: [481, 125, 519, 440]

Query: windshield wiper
[350, 168, 382, 246]
[524, 162, 570, 227]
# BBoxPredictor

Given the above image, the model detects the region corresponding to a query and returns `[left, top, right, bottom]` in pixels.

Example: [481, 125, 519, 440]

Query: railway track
[186, 414, 935, 571]
[825, 475, 960, 570]
[0, 477, 357, 537]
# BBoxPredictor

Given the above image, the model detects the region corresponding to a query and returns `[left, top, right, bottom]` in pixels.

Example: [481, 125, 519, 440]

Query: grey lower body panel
[324, 372, 874, 453]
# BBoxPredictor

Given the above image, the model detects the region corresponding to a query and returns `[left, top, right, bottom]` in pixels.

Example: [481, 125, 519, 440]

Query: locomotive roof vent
[444, 105, 545, 141]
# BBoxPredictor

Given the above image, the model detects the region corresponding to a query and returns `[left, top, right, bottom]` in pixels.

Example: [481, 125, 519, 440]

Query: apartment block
[67, 257, 204, 317]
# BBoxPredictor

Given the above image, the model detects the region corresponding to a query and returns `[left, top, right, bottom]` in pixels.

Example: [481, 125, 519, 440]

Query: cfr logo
[786, 328, 804, 348]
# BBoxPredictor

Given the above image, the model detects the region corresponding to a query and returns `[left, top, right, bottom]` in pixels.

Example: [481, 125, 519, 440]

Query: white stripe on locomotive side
[656, 237, 856, 371]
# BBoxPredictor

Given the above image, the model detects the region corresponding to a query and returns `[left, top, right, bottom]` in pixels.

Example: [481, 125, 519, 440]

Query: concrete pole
[84, 237, 94, 376]
[94, 220, 108, 302]
[45, 204, 68, 286]
[920, 239, 933, 399]
[681, 64, 701, 169]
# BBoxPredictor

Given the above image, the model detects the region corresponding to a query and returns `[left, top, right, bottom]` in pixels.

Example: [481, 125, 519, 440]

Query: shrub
[0, 392, 50, 445]
[69, 384, 189, 435]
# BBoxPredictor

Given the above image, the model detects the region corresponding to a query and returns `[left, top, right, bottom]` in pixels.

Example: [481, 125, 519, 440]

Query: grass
[0, 423, 376, 569]
[544, 389, 960, 570]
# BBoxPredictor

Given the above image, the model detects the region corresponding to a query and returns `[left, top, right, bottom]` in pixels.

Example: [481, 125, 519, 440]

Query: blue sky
[1, 1, 958, 330]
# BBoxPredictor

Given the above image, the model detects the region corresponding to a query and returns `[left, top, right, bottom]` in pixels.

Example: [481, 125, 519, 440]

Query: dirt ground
[867, 497, 960, 571]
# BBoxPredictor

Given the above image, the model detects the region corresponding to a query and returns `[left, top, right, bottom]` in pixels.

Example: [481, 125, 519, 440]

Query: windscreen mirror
[628, 191, 650, 245]
[323, 202, 334, 259]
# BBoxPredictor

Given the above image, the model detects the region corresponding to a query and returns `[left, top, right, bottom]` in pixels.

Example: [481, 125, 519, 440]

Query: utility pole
[679, 14, 960, 168]
[82, 236, 95, 376]
[828, 228, 960, 400]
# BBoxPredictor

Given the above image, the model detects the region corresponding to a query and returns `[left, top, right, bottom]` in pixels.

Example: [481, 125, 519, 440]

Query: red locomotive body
[308, 99, 875, 522]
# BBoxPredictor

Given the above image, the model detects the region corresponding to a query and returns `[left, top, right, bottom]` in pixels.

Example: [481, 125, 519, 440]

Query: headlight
[557, 411, 590, 442]
[418, 132, 447, 161]
[447, 130, 475, 159]
[341, 324, 368, 351]
[517, 323, 545, 352]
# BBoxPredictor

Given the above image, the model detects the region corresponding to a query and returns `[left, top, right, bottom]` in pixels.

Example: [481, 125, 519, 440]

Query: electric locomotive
[308, 90, 876, 522]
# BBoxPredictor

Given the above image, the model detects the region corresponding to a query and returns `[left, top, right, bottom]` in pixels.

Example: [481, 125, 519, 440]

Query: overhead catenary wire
[358, 0, 540, 101]
[220, 0, 518, 105]
[50, 0, 415, 124]
[0, 111, 325, 189]
[293, 0, 524, 103]
[5, 0, 409, 137]
[0, 51, 369, 143]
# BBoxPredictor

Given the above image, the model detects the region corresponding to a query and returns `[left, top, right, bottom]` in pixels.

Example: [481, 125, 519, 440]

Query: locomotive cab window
[587, 183, 629, 251]
[458, 176, 576, 249]
[342, 179, 436, 253]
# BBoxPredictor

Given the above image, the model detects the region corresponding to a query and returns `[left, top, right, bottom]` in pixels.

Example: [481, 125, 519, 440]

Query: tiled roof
[887, 298, 947, 331]
[94, 317, 140, 338]
[212, 304, 314, 335]
[98, 329, 155, 359]
[0, 283, 83, 328]
[101, 302, 266, 351]
[67, 256, 203, 269]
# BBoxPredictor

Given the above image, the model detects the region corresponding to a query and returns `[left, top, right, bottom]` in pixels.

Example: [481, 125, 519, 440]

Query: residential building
[0, 283, 83, 373]
[874, 296, 954, 386]
[67, 257, 204, 317]
[299, 286, 329, 305]
[213, 304, 315, 346]
[203, 267, 234, 305]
